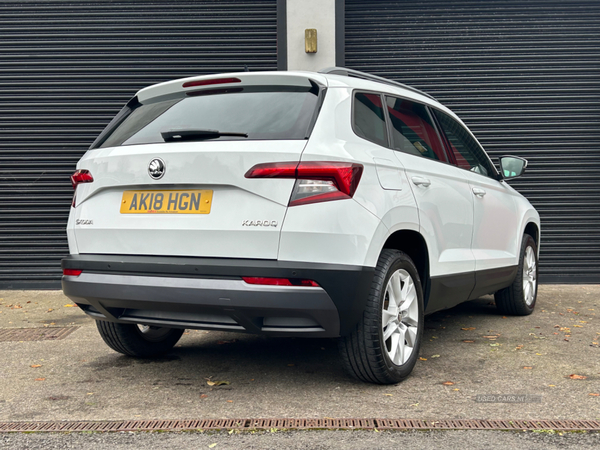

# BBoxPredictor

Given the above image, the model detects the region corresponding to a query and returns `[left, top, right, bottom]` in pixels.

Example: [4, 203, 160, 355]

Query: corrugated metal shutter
[0, 0, 278, 288]
[344, 0, 600, 283]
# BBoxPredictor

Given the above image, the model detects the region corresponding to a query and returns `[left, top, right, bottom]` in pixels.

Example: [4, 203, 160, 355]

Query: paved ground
[2, 429, 600, 450]
[0, 285, 598, 423]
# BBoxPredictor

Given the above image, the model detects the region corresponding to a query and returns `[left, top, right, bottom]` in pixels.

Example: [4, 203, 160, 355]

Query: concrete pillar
[285, 0, 337, 71]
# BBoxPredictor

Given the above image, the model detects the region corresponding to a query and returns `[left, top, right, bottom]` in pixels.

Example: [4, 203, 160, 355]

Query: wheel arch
[524, 221, 540, 247]
[382, 229, 431, 308]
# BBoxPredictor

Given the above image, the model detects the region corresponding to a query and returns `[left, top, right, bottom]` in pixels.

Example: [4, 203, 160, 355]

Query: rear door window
[95, 86, 321, 148]
[353, 92, 388, 147]
[385, 96, 447, 162]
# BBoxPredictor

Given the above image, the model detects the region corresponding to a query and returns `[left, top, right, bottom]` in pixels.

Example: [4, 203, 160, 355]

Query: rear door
[384, 95, 476, 307]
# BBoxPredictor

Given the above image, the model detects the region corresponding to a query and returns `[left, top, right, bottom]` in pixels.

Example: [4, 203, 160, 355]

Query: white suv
[62, 68, 540, 384]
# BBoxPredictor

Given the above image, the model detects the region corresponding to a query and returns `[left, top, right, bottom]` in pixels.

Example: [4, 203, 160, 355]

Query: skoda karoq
[62, 68, 540, 384]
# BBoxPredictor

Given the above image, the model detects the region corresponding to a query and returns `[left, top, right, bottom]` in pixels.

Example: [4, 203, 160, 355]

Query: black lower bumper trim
[62, 254, 375, 337]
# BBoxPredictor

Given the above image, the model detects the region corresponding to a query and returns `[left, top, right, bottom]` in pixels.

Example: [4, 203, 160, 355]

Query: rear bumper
[62, 254, 374, 337]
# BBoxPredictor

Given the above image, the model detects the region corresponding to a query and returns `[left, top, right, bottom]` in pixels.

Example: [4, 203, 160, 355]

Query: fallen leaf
[200, 394, 208, 399]
[410, 402, 419, 407]
[430, 354, 440, 358]
[384, 394, 393, 396]
[35, 378, 46, 381]
[442, 381, 455, 386]
[461, 327, 476, 331]
[589, 393, 599, 396]
[535, 353, 542, 355]
[569, 374, 587, 380]
[523, 366, 533, 370]
[419, 357, 427, 361]
[483, 335, 499, 339]
[462, 340, 474, 343]
[63, 304, 76, 307]
[548, 385, 556, 387]
[207, 380, 230, 386]
[30, 364, 42, 368]
[502, 316, 507, 319]
[209, 444, 217, 449]
[47, 309, 53, 312]
[227, 400, 233, 403]
[453, 388, 460, 391]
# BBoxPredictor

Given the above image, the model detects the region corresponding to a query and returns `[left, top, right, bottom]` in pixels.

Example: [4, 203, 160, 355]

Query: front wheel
[96, 321, 184, 357]
[494, 233, 538, 316]
[339, 249, 424, 384]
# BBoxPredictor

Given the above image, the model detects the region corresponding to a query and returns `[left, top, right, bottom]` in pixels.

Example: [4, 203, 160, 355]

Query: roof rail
[319, 67, 437, 101]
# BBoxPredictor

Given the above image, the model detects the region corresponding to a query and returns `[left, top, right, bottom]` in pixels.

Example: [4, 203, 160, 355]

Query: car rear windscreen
[94, 85, 321, 149]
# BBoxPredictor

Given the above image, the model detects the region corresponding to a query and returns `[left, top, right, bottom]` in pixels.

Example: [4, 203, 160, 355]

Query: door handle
[472, 187, 486, 197]
[411, 176, 431, 187]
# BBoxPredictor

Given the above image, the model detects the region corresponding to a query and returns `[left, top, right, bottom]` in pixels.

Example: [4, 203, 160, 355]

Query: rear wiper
[161, 128, 248, 142]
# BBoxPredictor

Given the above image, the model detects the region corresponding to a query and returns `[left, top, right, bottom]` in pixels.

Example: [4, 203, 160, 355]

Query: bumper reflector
[63, 269, 82, 277]
[242, 277, 319, 287]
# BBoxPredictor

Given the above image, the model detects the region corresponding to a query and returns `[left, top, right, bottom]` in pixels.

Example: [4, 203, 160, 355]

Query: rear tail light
[70, 169, 93, 207]
[242, 277, 319, 287]
[245, 161, 363, 206]
[71, 170, 93, 189]
[63, 269, 82, 277]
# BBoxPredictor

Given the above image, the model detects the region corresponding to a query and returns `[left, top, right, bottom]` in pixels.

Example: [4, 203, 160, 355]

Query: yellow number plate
[120, 190, 213, 214]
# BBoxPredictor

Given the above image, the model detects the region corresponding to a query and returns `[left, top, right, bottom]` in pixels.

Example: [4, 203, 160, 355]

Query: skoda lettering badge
[148, 158, 165, 180]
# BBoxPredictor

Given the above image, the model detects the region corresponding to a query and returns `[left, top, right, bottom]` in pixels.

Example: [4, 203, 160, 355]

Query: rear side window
[353, 92, 388, 147]
[385, 96, 447, 162]
[95, 86, 320, 148]
[433, 109, 494, 177]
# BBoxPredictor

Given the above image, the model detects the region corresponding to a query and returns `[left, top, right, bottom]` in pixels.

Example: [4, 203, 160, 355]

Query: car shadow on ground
[80, 296, 504, 388]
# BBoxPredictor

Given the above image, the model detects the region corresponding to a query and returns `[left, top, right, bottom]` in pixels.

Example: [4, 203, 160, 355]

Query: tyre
[339, 249, 424, 384]
[494, 233, 538, 316]
[96, 321, 184, 357]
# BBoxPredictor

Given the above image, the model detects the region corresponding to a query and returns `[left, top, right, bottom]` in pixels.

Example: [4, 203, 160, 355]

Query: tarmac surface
[2, 429, 600, 450]
[0, 285, 598, 424]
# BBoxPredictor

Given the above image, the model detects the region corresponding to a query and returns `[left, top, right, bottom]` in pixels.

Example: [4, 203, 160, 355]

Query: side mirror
[498, 155, 528, 180]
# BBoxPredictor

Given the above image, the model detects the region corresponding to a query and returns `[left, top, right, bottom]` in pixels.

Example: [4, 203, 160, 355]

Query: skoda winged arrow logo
[148, 158, 166, 180]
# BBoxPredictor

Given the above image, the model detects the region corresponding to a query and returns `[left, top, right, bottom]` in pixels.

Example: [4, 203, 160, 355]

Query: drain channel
[0, 418, 598, 433]
[0, 327, 79, 342]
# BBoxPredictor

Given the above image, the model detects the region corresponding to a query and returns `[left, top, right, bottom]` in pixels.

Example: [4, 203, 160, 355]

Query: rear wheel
[494, 233, 538, 316]
[339, 249, 424, 384]
[96, 321, 184, 357]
